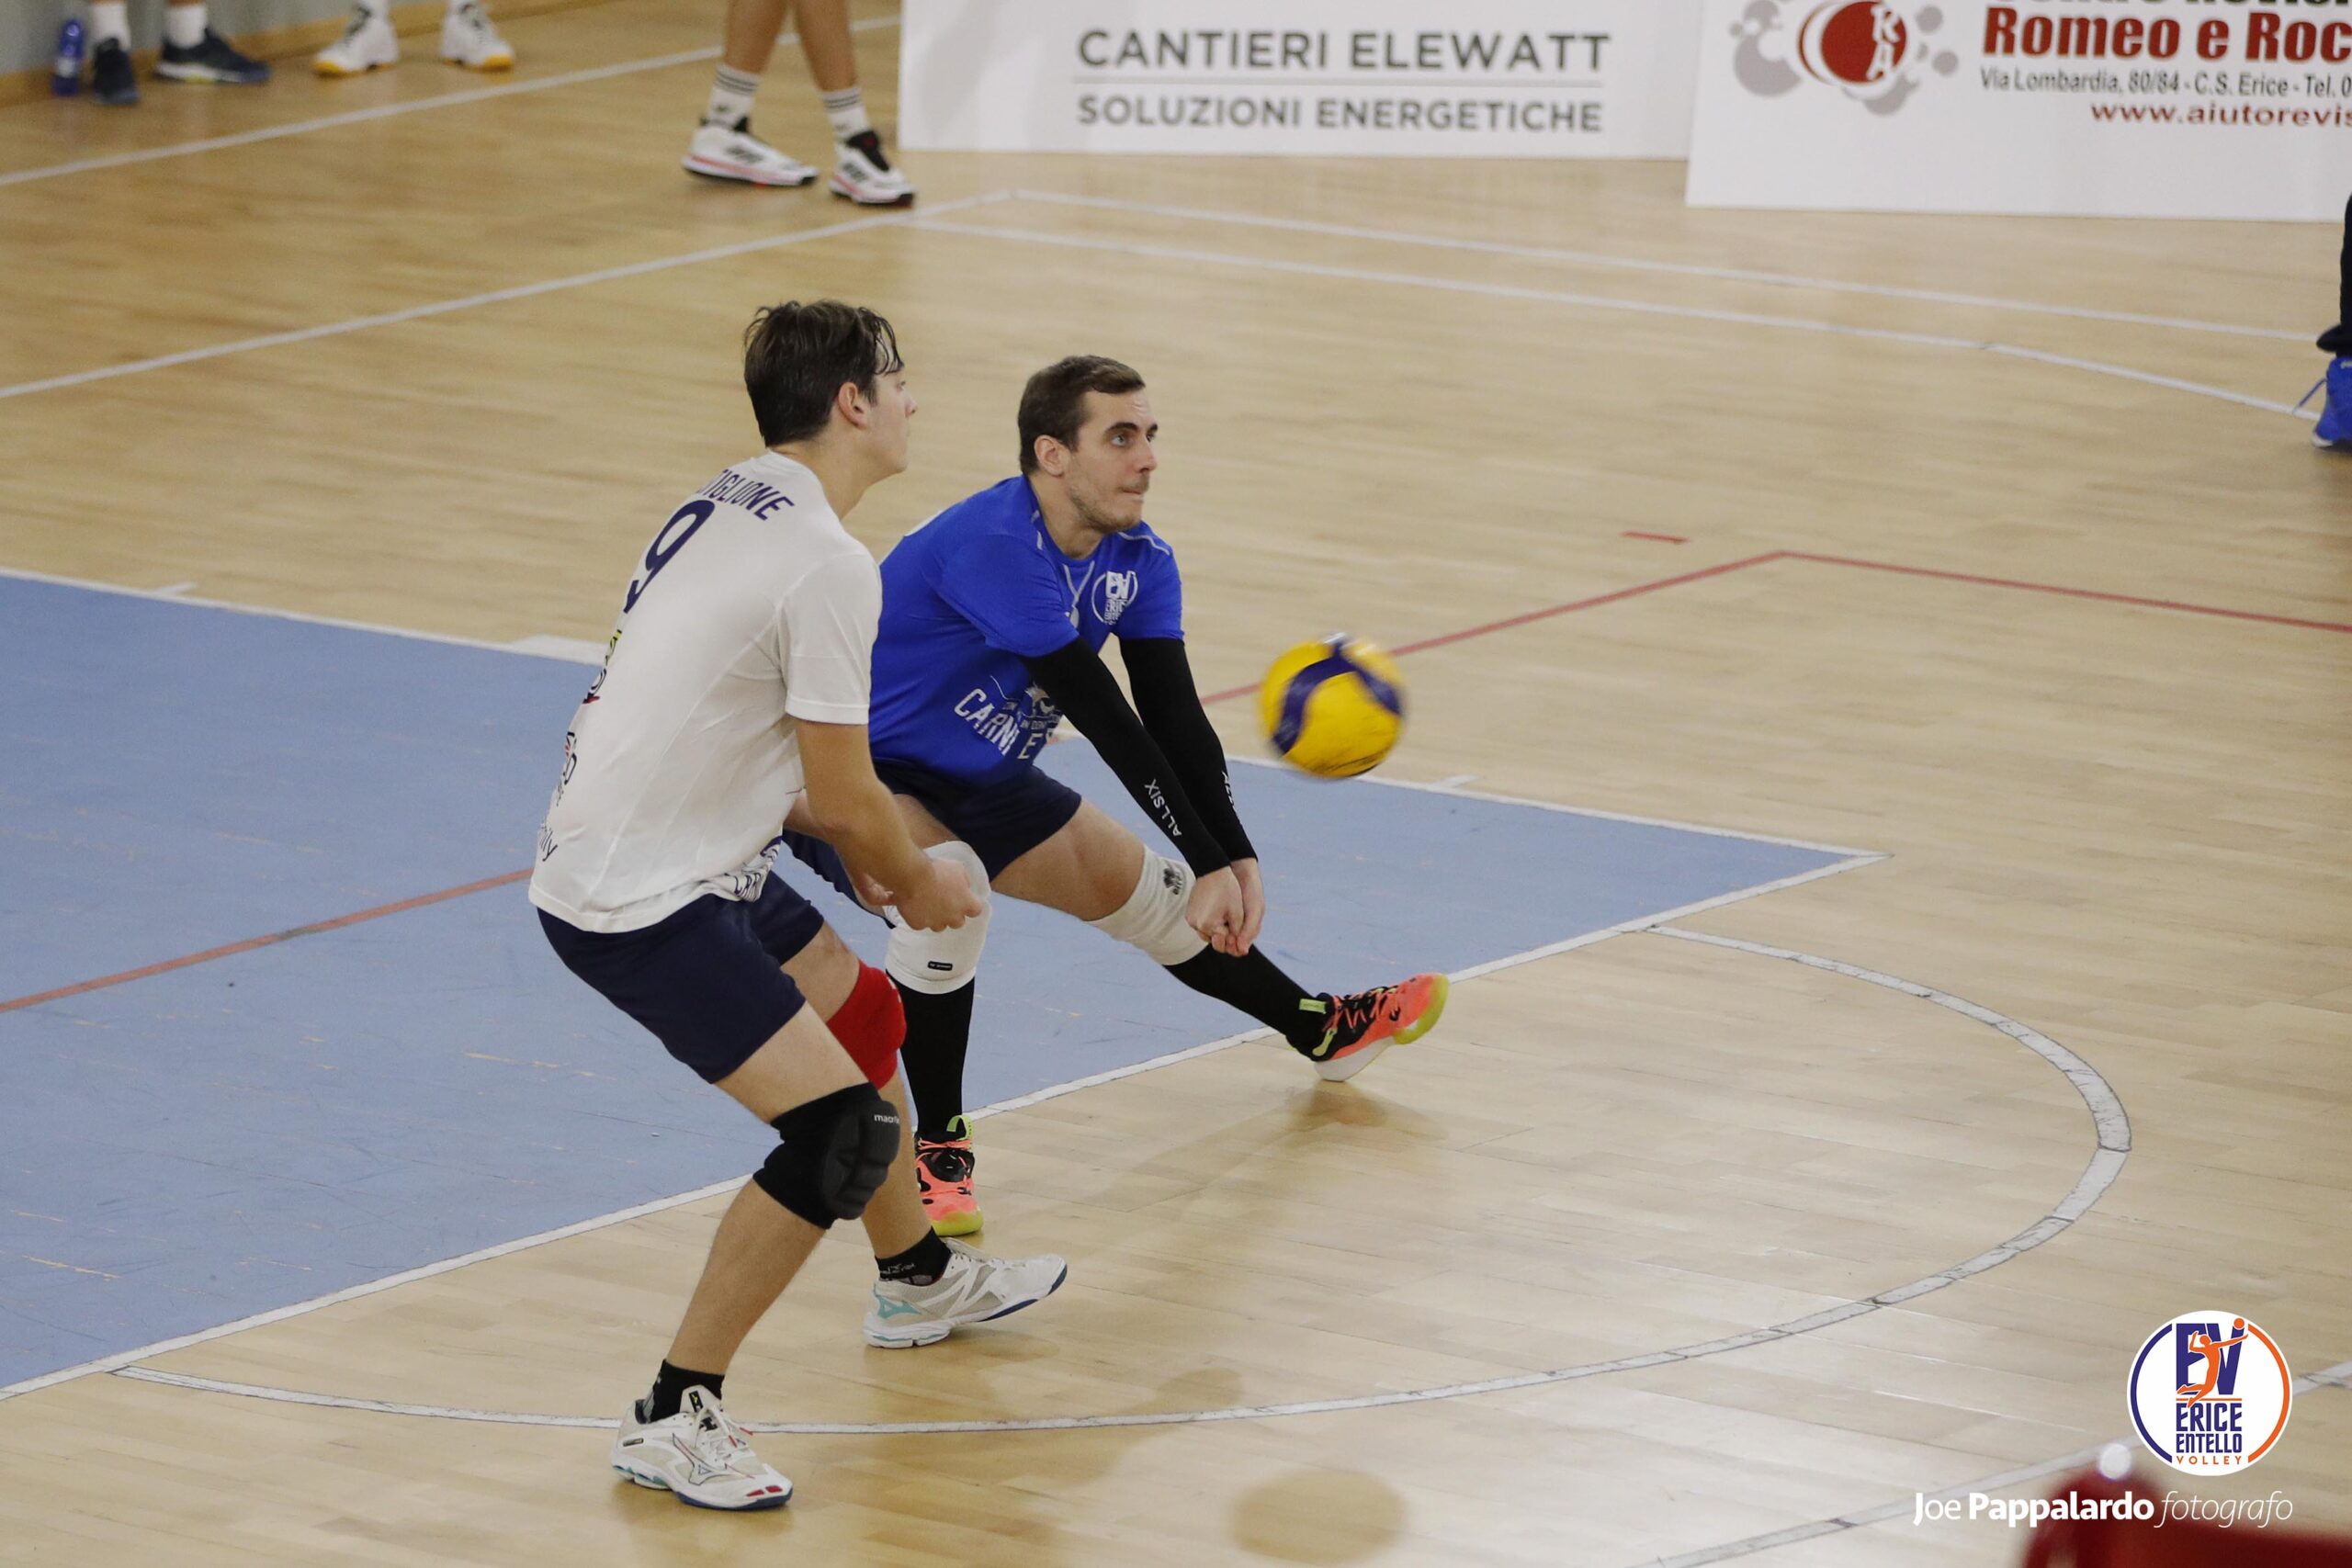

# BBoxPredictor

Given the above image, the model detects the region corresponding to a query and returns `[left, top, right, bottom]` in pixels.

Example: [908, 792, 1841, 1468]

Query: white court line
[0, 1177, 745, 1403]
[1, 190, 2311, 426]
[1313, 761, 1881, 858]
[8, 863, 1877, 1409]
[504, 633, 607, 662]
[907, 218, 2318, 423]
[1637, 1357, 2352, 1568]
[1655, 927, 2133, 1158]
[87, 916, 2134, 1442]
[0, 17, 900, 191]
[0, 191, 1011, 403]
[0, 565, 1888, 860]
[1012, 190, 2312, 345]
[0, 562, 609, 664]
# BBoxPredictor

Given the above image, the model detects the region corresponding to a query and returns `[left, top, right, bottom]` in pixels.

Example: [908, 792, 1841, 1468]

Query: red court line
[1391, 552, 1790, 659]
[12, 546, 2345, 1014]
[1624, 531, 1688, 544]
[0, 869, 532, 1015]
[1784, 552, 2352, 635]
[1196, 551, 1790, 703]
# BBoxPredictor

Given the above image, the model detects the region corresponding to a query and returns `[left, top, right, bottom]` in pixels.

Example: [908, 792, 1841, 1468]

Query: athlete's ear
[1033, 434, 1069, 478]
[834, 379, 872, 430]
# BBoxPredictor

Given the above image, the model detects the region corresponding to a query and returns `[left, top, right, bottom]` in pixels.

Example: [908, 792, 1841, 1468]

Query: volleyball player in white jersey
[533, 301, 1064, 1512]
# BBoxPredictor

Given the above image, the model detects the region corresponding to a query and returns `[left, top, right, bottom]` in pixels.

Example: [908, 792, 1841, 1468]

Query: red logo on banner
[1731, 0, 1958, 113]
[1802, 1, 1907, 85]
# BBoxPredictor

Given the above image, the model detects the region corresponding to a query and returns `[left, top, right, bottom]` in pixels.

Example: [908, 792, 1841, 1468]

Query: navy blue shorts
[778, 759, 1082, 907]
[874, 757, 1084, 879]
[538, 872, 828, 1083]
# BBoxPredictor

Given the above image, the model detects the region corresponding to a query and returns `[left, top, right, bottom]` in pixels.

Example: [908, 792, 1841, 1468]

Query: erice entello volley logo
[2129, 1313, 2292, 1475]
[1729, 0, 1959, 115]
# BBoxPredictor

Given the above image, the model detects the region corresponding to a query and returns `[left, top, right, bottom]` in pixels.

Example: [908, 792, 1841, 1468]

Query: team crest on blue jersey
[1092, 569, 1138, 626]
[2127, 1312, 2291, 1474]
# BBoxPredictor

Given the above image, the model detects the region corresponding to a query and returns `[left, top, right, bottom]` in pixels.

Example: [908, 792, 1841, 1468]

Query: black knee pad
[752, 1083, 901, 1227]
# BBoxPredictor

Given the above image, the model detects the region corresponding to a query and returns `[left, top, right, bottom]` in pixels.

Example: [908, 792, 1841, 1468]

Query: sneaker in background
[440, 2, 514, 71]
[830, 130, 915, 207]
[91, 39, 139, 106]
[314, 8, 399, 76]
[156, 28, 271, 85]
[684, 119, 819, 186]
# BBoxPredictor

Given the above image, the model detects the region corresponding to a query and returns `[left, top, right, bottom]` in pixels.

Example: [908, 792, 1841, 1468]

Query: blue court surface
[0, 575, 1858, 1388]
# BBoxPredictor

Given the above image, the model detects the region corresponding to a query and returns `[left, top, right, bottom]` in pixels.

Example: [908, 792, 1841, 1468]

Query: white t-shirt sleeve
[777, 547, 880, 725]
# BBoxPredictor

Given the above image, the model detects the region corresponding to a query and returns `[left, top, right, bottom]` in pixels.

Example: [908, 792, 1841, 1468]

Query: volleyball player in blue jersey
[796, 355, 1447, 1234]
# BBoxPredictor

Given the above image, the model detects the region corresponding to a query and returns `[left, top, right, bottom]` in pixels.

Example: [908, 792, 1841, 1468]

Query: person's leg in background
[683, 0, 823, 187]
[789, 0, 915, 206]
[2314, 193, 2351, 450]
[85, 1, 140, 103]
[87, 0, 269, 105]
[682, 0, 912, 201]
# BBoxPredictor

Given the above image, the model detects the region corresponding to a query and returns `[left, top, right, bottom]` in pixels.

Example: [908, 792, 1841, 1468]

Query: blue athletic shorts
[776, 759, 1082, 912]
[537, 870, 828, 1083]
[874, 758, 1084, 879]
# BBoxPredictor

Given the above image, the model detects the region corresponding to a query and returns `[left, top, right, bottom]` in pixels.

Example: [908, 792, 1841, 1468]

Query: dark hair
[1017, 355, 1146, 474]
[742, 300, 903, 446]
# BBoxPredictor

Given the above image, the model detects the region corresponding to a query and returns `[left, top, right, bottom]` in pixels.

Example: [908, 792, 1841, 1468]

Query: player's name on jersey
[699, 468, 797, 520]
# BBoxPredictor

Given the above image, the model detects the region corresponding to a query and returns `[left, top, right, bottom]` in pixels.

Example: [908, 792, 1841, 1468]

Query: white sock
[164, 4, 208, 48]
[706, 65, 759, 128]
[822, 85, 870, 142]
[89, 2, 130, 47]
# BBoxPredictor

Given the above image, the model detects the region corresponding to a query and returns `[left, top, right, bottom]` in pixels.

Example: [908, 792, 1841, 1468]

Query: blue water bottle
[52, 18, 85, 96]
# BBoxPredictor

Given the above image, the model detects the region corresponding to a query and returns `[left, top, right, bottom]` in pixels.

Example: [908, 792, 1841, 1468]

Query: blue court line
[0, 575, 1863, 1388]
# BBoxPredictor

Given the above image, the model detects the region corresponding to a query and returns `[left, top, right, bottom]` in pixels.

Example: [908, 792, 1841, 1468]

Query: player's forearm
[1120, 637, 1255, 863]
[1022, 640, 1229, 875]
[803, 771, 932, 896]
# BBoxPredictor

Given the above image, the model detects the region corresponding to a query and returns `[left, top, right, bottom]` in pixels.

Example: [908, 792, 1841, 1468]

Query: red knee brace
[828, 962, 905, 1089]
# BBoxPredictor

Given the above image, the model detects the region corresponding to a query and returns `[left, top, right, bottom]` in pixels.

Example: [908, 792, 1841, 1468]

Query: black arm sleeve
[1021, 638, 1231, 876]
[1118, 637, 1254, 863]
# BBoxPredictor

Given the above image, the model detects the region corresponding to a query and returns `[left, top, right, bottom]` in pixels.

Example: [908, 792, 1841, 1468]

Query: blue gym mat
[0, 574, 1855, 1387]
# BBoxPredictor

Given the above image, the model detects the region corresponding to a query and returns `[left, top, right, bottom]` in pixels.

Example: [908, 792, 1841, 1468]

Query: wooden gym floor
[0, 2, 2346, 1563]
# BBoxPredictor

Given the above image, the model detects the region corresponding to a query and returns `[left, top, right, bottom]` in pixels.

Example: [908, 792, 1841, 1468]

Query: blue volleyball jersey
[868, 475, 1183, 785]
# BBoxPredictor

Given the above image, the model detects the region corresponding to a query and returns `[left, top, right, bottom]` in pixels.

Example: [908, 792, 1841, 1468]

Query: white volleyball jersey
[529, 453, 879, 933]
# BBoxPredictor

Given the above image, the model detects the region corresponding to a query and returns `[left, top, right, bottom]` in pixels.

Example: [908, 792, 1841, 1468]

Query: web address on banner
[2091, 102, 2352, 125]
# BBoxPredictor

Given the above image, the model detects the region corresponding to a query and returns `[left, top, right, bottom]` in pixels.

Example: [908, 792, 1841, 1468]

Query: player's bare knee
[780, 921, 862, 1016]
[885, 840, 990, 994]
[753, 1083, 901, 1225]
[1089, 851, 1205, 965]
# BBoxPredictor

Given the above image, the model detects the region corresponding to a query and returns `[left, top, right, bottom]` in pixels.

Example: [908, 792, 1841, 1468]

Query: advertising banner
[1687, 0, 2350, 219]
[900, 0, 1706, 158]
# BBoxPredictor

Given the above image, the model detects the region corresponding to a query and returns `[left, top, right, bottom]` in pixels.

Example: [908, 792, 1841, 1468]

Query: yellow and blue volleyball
[1259, 636, 1406, 779]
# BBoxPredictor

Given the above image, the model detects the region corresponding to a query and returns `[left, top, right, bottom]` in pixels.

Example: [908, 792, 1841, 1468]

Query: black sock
[1164, 947, 1326, 1053]
[643, 1359, 724, 1423]
[898, 979, 975, 1142]
[876, 1230, 953, 1286]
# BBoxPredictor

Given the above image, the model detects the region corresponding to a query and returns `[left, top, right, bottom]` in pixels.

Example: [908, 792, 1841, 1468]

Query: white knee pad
[1091, 852, 1207, 966]
[884, 840, 990, 996]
